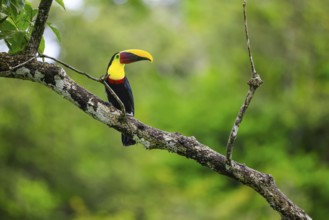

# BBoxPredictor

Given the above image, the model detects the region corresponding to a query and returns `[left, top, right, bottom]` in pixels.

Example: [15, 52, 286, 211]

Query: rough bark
[23, 0, 53, 55]
[0, 53, 312, 220]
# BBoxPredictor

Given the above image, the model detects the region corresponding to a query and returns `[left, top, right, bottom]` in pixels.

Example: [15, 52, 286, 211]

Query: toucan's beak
[119, 49, 153, 64]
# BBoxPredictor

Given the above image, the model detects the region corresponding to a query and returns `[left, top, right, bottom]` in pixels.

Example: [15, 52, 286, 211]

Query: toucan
[105, 49, 153, 146]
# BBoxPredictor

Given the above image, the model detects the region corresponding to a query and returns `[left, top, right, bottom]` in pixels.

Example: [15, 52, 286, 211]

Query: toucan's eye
[116, 54, 119, 59]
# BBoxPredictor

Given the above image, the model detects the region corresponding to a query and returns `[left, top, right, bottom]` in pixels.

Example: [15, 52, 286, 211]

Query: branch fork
[248, 74, 263, 89]
[225, 0, 262, 166]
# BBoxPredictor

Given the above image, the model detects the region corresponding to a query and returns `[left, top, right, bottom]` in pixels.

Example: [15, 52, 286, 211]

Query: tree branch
[0, 53, 311, 220]
[38, 53, 101, 82]
[24, 0, 53, 56]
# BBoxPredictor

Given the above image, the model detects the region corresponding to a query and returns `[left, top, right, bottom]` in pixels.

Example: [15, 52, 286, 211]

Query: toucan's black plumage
[105, 49, 153, 146]
[105, 77, 134, 115]
[105, 76, 135, 145]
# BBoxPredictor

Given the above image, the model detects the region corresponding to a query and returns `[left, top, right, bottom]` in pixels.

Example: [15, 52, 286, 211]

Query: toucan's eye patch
[115, 54, 120, 59]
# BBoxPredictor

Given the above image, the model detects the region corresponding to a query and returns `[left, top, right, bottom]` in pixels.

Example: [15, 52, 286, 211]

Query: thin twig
[38, 53, 101, 82]
[10, 57, 36, 70]
[226, 88, 256, 165]
[225, 0, 262, 166]
[38, 53, 127, 118]
[0, 56, 36, 76]
[243, 0, 257, 77]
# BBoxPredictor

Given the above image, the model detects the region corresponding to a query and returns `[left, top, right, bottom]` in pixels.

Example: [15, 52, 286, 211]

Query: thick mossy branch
[0, 53, 311, 220]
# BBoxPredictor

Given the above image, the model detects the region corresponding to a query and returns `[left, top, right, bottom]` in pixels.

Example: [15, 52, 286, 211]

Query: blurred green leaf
[7, 31, 28, 54]
[0, 30, 18, 39]
[55, 0, 65, 10]
[16, 14, 30, 30]
[8, 0, 25, 19]
[0, 16, 28, 54]
[47, 22, 61, 42]
[23, 2, 33, 20]
[0, 16, 16, 30]
[0, 19, 17, 41]
[17, 0, 25, 9]
[0, 14, 8, 24]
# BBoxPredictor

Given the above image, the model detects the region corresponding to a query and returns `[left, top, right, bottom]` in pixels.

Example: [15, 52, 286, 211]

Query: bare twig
[24, 0, 53, 55]
[226, 85, 258, 165]
[243, 0, 257, 77]
[38, 53, 101, 82]
[10, 57, 36, 70]
[37, 53, 127, 118]
[0, 56, 36, 76]
[225, 0, 263, 166]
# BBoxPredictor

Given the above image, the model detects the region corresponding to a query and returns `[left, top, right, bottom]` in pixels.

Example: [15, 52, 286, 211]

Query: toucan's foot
[99, 76, 105, 82]
[119, 113, 127, 123]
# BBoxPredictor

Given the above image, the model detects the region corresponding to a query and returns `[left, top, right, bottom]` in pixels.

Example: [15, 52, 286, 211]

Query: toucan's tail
[121, 134, 136, 146]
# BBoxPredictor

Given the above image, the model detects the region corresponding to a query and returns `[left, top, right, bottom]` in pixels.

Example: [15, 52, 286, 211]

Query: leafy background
[0, 0, 329, 219]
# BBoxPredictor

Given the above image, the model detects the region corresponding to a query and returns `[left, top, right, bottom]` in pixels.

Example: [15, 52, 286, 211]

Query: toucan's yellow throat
[107, 49, 153, 81]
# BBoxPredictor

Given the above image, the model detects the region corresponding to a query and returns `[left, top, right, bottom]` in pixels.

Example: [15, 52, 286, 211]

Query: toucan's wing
[122, 77, 134, 115]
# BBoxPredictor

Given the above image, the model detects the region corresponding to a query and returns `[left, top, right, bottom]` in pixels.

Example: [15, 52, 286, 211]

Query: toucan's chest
[105, 77, 135, 114]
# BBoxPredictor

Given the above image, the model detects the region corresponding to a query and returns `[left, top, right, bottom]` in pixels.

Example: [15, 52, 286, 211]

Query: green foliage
[0, 0, 35, 53]
[55, 0, 65, 10]
[0, 0, 62, 54]
[1, 0, 329, 219]
[47, 22, 61, 42]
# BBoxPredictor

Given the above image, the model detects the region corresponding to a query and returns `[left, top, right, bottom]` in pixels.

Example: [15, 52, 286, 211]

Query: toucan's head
[107, 49, 153, 80]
